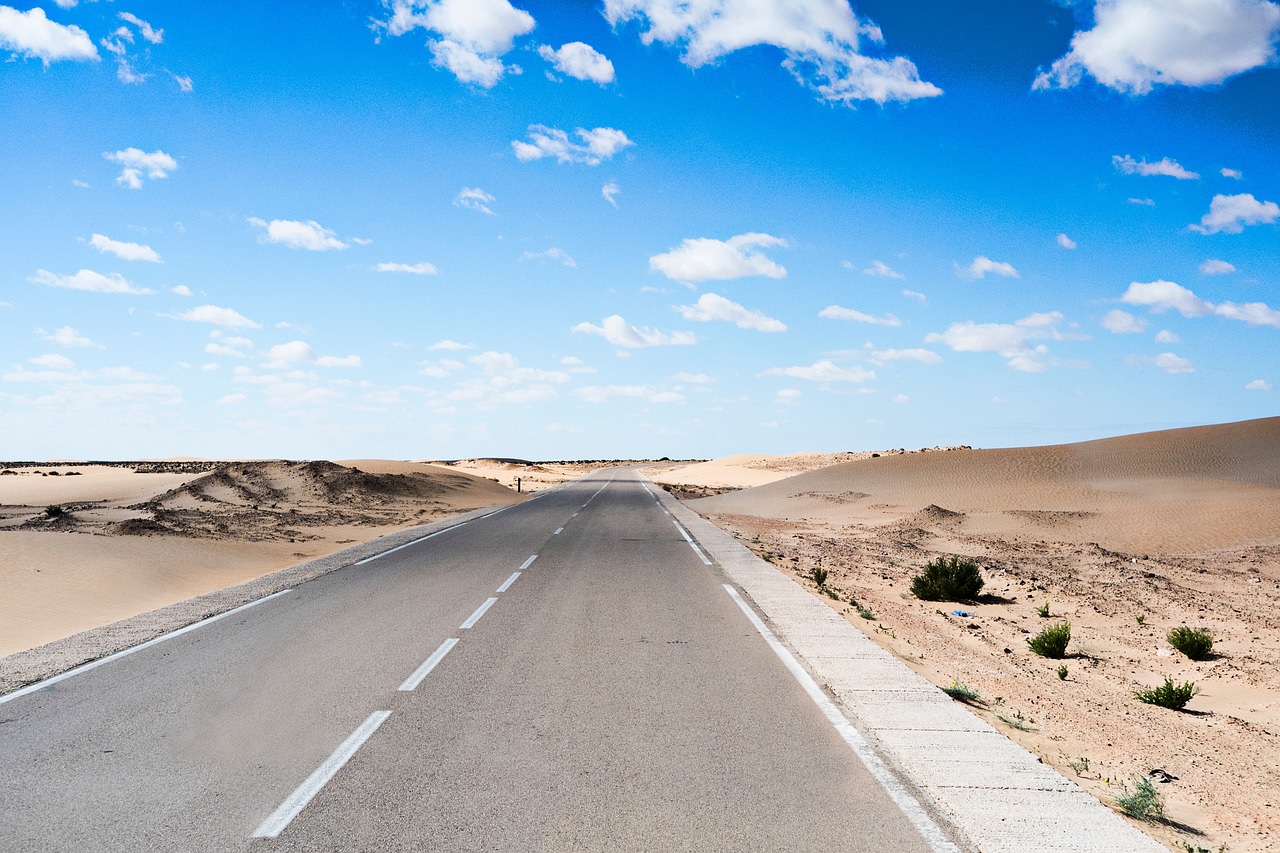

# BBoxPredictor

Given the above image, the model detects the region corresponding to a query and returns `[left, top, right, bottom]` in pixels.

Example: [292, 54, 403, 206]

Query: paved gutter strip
[653, 486, 1167, 853]
[0, 503, 517, 696]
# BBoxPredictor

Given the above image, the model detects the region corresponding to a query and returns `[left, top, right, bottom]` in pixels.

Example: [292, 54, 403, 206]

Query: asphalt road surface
[1, 470, 946, 851]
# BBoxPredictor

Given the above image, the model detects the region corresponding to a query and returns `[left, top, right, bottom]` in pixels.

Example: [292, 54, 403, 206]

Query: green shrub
[1117, 777, 1163, 821]
[1057, 664, 1068, 680]
[857, 606, 875, 620]
[941, 680, 981, 703]
[1036, 601, 1050, 618]
[1028, 621, 1071, 658]
[910, 556, 984, 601]
[1135, 677, 1198, 710]
[1167, 626, 1213, 661]
[811, 566, 828, 587]
[44, 504, 64, 518]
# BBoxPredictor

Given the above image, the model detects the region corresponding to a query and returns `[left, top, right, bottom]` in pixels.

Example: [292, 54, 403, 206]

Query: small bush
[1068, 756, 1090, 776]
[910, 555, 984, 601]
[1036, 601, 1050, 618]
[1028, 621, 1071, 658]
[857, 606, 875, 620]
[1057, 664, 1068, 680]
[811, 566, 828, 587]
[1135, 677, 1198, 710]
[1167, 625, 1213, 661]
[941, 680, 981, 703]
[1117, 777, 1163, 821]
[1136, 614, 1146, 626]
[44, 504, 64, 518]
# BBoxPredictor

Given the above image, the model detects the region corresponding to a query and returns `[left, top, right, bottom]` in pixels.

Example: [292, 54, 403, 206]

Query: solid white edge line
[554, 527, 564, 535]
[519, 554, 538, 570]
[398, 638, 459, 691]
[251, 709, 393, 838]
[722, 585, 960, 853]
[460, 597, 498, 630]
[355, 523, 462, 565]
[496, 571, 521, 593]
[0, 589, 294, 707]
[672, 519, 713, 565]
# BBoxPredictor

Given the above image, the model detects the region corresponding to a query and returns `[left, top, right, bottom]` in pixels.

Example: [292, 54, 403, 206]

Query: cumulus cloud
[819, 305, 900, 326]
[30, 268, 153, 294]
[118, 12, 162, 44]
[575, 385, 685, 404]
[1222, 168, 1244, 179]
[103, 148, 177, 189]
[41, 326, 97, 348]
[1127, 352, 1195, 374]
[454, 186, 496, 215]
[177, 304, 262, 328]
[649, 233, 788, 284]
[602, 181, 621, 208]
[902, 289, 927, 304]
[266, 341, 361, 368]
[248, 217, 348, 250]
[1122, 279, 1280, 327]
[88, 233, 162, 263]
[1057, 233, 1077, 250]
[870, 348, 942, 364]
[1155, 329, 1180, 343]
[603, 0, 941, 105]
[675, 293, 787, 332]
[376, 261, 439, 274]
[958, 256, 1020, 280]
[512, 125, 634, 165]
[171, 285, 193, 296]
[1246, 379, 1274, 391]
[572, 315, 696, 348]
[1189, 193, 1280, 234]
[520, 247, 577, 268]
[379, 0, 535, 88]
[1112, 154, 1199, 179]
[671, 371, 712, 383]
[759, 360, 875, 383]
[863, 259, 904, 279]
[428, 339, 471, 351]
[926, 311, 1075, 373]
[1199, 259, 1236, 275]
[1034, 0, 1280, 94]
[538, 41, 615, 83]
[0, 6, 98, 64]
[1101, 309, 1148, 333]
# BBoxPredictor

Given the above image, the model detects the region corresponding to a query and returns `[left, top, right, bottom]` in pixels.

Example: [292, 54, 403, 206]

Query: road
[1, 470, 947, 851]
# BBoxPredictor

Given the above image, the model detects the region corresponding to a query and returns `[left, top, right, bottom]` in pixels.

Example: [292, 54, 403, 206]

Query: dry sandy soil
[0, 459, 519, 657]
[664, 418, 1280, 853]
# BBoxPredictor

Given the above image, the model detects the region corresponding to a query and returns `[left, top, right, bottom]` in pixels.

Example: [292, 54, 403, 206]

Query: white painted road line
[519, 554, 538, 570]
[722, 585, 960, 853]
[554, 527, 564, 535]
[672, 520, 713, 565]
[497, 572, 521, 593]
[460, 597, 498, 630]
[252, 710, 393, 839]
[398, 639, 460, 692]
[355, 524, 462, 565]
[0, 589, 293, 707]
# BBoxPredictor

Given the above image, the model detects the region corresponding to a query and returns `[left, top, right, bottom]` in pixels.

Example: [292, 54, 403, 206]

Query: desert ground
[653, 417, 1280, 853]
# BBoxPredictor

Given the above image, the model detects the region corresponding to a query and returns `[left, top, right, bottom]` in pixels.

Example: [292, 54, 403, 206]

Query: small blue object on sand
[952, 610, 971, 617]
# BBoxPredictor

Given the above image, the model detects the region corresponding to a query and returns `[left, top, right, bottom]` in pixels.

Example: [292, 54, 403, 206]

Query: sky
[1, 0, 1278, 461]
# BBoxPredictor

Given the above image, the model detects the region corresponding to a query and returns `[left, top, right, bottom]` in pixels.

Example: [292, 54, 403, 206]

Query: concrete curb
[656, 487, 1166, 853]
[0, 503, 515, 696]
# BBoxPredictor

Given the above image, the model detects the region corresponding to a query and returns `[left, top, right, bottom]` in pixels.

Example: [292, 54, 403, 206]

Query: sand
[675, 417, 1280, 853]
[0, 460, 520, 657]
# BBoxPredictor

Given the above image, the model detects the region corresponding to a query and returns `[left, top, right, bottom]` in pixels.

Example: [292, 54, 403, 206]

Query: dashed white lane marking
[554, 527, 564, 535]
[398, 638, 459, 692]
[355, 524, 461, 565]
[460, 597, 498, 630]
[722, 585, 960, 853]
[519, 554, 538, 570]
[672, 519, 713, 565]
[497, 571, 521, 593]
[571, 512, 578, 518]
[252, 710, 393, 839]
[0, 589, 293, 707]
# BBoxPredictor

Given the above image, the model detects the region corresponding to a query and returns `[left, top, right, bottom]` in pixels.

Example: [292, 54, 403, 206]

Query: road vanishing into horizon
[1, 470, 943, 851]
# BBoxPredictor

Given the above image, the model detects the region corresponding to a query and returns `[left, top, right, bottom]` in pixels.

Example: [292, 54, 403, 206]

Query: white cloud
[217, 393, 248, 405]
[760, 360, 875, 383]
[1199, 259, 1236, 275]
[266, 341, 361, 368]
[1128, 197, 1156, 206]
[538, 42, 615, 83]
[248, 217, 348, 250]
[574, 384, 685, 404]
[1034, 0, 1280, 94]
[177, 304, 262, 328]
[29, 353, 77, 370]
[1189, 193, 1280, 234]
[172, 73, 193, 92]
[30, 268, 153, 294]
[870, 348, 942, 364]
[512, 125, 634, 165]
[649, 233, 788, 283]
[380, 0, 535, 88]
[103, 148, 177, 189]
[572, 315, 696, 348]
[603, 0, 942, 105]
[1122, 279, 1280, 328]
[863, 259, 904, 278]
[118, 12, 162, 44]
[819, 305, 900, 326]
[602, 181, 621, 208]
[1221, 167, 1244, 179]
[902, 289, 927, 304]
[1111, 154, 1199, 179]
[41, 326, 97, 348]
[671, 371, 712, 383]
[428, 339, 471, 351]
[775, 388, 802, 405]
[926, 311, 1074, 373]
[376, 261, 439, 275]
[519, 248, 577, 268]
[454, 186, 496, 215]
[0, 6, 98, 64]
[959, 256, 1020, 280]
[1101, 309, 1148, 333]
[204, 334, 254, 358]
[1127, 352, 1195, 374]
[418, 358, 464, 378]
[1155, 329, 1180, 343]
[892, 393, 909, 404]
[88, 233, 162, 263]
[1056, 233, 1077, 250]
[675, 293, 787, 332]
[1246, 379, 1274, 391]
[171, 284, 193, 296]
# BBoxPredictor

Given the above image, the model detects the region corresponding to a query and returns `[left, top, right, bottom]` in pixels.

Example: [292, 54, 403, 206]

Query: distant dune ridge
[692, 417, 1280, 553]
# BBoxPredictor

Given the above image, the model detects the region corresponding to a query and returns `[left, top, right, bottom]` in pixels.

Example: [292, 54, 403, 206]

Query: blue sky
[2, 0, 1278, 460]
